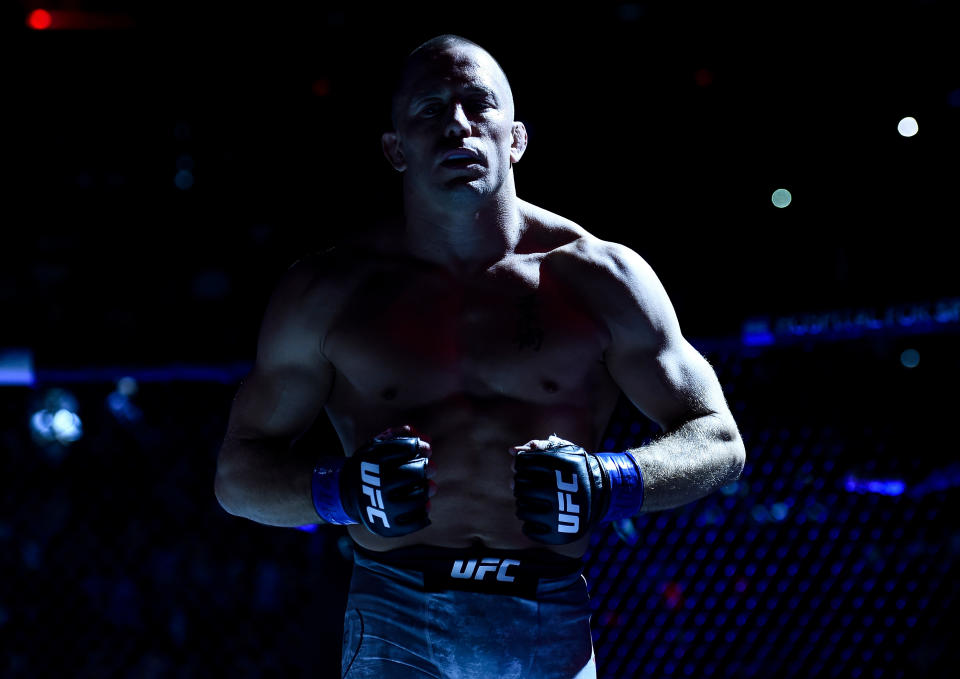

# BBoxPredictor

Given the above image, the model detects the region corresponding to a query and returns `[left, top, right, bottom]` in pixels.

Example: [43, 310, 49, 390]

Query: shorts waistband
[351, 543, 584, 599]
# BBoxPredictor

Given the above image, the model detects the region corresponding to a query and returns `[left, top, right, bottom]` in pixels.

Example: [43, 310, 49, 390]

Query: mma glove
[513, 436, 644, 545]
[312, 432, 431, 538]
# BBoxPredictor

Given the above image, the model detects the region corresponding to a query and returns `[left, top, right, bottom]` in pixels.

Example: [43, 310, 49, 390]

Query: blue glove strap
[595, 451, 645, 522]
[311, 457, 357, 525]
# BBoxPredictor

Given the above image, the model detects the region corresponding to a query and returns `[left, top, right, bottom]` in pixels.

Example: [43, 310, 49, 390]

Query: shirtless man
[214, 34, 746, 678]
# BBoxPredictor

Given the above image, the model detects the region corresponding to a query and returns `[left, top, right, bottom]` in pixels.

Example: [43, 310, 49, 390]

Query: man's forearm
[628, 414, 745, 514]
[215, 436, 327, 528]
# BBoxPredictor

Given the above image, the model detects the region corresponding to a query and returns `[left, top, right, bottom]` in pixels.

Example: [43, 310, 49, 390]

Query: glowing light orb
[771, 188, 792, 208]
[900, 349, 920, 368]
[897, 117, 918, 137]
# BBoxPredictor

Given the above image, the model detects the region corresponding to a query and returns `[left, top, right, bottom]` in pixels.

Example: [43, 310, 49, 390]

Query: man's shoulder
[519, 199, 590, 247]
[531, 210, 663, 329]
[532, 219, 645, 288]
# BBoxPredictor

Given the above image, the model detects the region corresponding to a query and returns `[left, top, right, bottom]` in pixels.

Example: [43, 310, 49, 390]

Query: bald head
[390, 34, 515, 130]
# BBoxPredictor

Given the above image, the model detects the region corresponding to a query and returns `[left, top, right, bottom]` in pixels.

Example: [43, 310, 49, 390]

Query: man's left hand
[509, 435, 607, 545]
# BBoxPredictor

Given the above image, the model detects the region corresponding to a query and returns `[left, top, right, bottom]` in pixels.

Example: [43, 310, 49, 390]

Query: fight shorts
[341, 543, 597, 679]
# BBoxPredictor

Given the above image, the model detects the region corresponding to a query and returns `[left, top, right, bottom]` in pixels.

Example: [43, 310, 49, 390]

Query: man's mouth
[440, 148, 483, 168]
[440, 157, 482, 169]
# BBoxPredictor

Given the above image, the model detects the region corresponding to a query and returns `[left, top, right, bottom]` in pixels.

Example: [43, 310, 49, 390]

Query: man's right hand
[339, 425, 435, 538]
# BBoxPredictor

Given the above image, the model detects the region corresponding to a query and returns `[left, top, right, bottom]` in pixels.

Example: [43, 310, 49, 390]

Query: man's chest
[324, 261, 609, 404]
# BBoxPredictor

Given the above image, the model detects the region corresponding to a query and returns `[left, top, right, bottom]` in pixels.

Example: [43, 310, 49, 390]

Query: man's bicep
[596, 243, 727, 432]
[225, 361, 333, 443]
[606, 336, 726, 433]
[224, 258, 335, 443]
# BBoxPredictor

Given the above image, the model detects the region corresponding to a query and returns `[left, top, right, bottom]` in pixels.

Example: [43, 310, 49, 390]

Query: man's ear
[510, 121, 528, 164]
[381, 131, 406, 172]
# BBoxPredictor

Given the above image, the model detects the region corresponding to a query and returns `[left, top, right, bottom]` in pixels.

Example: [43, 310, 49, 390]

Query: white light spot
[771, 188, 792, 208]
[30, 410, 55, 440]
[51, 409, 83, 443]
[897, 117, 918, 137]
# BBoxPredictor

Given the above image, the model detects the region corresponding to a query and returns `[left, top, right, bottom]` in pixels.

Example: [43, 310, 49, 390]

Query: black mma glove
[511, 435, 645, 545]
[312, 426, 432, 538]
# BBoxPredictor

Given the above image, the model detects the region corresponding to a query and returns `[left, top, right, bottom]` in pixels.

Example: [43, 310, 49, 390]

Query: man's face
[382, 45, 527, 206]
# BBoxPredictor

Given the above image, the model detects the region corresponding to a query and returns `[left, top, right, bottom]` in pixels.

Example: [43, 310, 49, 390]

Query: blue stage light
[770, 503, 789, 521]
[174, 169, 194, 190]
[0, 348, 34, 386]
[30, 387, 83, 446]
[845, 475, 906, 496]
[900, 348, 920, 368]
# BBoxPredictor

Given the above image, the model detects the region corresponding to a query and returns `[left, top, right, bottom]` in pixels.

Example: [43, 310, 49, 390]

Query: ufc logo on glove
[361, 462, 389, 528]
[556, 471, 581, 533]
[513, 436, 645, 545]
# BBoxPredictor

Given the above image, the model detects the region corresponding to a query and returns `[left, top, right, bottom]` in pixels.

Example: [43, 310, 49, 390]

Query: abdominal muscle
[339, 393, 602, 560]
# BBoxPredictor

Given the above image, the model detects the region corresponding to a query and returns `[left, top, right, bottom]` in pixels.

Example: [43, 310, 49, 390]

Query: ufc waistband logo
[360, 462, 389, 528]
[556, 471, 580, 534]
[450, 558, 521, 582]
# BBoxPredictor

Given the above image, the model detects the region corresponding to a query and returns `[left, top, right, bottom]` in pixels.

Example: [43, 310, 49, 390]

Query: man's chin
[407, 174, 499, 207]
[439, 177, 492, 200]
[442, 175, 483, 189]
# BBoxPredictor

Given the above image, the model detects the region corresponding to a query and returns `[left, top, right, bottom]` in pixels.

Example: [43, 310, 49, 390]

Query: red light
[28, 9, 53, 30]
[312, 78, 331, 97]
[25, 10, 135, 30]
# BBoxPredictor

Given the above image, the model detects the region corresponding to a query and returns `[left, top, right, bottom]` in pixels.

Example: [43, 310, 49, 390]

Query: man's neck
[401, 184, 525, 276]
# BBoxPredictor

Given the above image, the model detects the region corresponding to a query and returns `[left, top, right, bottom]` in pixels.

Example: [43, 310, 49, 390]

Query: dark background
[4, 1, 958, 678]
[8, 0, 957, 367]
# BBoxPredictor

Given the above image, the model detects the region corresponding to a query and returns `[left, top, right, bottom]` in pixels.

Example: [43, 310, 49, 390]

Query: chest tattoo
[513, 293, 544, 351]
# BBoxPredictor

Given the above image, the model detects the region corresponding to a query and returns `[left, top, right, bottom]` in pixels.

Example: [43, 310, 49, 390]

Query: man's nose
[444, 102, 472, 137]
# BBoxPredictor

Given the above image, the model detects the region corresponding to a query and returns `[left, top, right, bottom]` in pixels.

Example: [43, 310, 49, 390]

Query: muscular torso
[316, 203, 623, 558]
